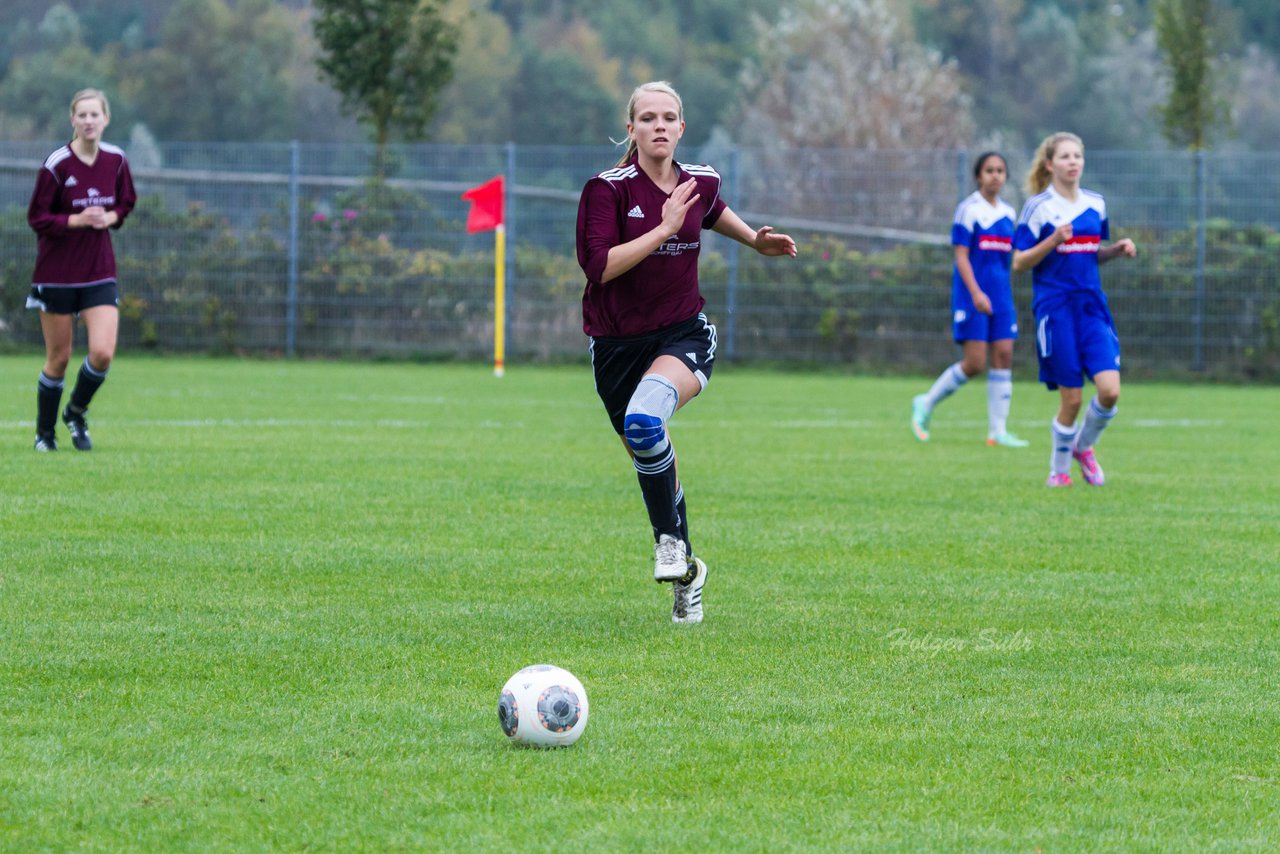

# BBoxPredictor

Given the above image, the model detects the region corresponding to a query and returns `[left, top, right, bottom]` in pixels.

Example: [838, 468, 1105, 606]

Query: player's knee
[624, 375, 679, 458]
[86, 349, 113, 372]
[45, 350, 71, 376]
[623, 411, 667, 458]
[1097, 387, 1119, 409]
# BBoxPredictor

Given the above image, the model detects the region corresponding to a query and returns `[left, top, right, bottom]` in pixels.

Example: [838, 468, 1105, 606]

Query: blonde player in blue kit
[1012, 132, 1137, 487]
[912, 152, 1028, 448]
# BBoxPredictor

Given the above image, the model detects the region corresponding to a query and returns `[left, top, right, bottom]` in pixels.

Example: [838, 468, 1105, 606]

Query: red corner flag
[461, 175, 505, 233]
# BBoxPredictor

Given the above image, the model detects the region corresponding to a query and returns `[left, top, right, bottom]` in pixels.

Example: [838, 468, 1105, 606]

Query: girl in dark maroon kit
[27, 88, 136, 451]
[576, 81, 796, 624]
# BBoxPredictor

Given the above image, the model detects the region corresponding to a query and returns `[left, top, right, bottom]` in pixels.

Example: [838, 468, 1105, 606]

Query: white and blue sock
[1076, 396, 1117, 451]
[1050, 419, 1078, 476]
[923, 362, 968, 410]
[987, 369, 1013, 436]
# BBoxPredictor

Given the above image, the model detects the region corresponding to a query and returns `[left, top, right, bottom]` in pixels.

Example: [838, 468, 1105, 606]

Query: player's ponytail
[1026, 132, 1083, 195]
[614, 81, 684, 168]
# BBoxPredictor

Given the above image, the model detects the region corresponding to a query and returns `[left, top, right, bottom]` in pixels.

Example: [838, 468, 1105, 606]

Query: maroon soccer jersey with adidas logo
[577, 156, 727, 337]
[28, 142, 137, 287]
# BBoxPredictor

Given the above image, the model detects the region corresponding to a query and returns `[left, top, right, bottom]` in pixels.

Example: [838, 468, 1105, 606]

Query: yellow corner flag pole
[494, 223, 506, 377]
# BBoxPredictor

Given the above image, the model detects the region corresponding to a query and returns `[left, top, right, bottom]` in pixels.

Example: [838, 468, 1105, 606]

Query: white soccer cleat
[672, 557, 707, 624]
[653, 533, 688, 582]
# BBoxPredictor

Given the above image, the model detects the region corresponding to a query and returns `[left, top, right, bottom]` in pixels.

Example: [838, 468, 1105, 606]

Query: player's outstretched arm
[712, 208, 797, 257]
[1099, 238, 1137, 264]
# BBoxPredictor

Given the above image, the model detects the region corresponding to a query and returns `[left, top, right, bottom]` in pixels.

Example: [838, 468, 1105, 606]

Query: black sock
[675, 487, 691, 557]
[68, 358, 108, 413]
[634, 442, 680, 542]
[37, 372, 64, 435]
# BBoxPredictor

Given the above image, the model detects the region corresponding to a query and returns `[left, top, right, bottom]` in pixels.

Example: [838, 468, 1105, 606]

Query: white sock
[923, 362, 968, 409]
[1050, 419, 1078, 475]
[1076, 396, 1117, 450]
[987, 369, 1013, 436]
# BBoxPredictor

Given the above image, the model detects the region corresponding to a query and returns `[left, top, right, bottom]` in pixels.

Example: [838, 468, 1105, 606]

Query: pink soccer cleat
[1072, 447, 1105, 486]
[1045, 473, 1074, 488]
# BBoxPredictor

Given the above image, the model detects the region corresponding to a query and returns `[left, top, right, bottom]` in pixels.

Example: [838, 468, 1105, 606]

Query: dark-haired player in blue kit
[576, 81, 796, 624]
[912, 152, 1028, 448]
[1013, 132, 1137, 487]
[27, 88, 135, 452]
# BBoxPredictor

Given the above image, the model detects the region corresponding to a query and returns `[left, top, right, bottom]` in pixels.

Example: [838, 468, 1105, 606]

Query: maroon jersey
[577, 156, 727, 337]
[28, 142, 136, 287]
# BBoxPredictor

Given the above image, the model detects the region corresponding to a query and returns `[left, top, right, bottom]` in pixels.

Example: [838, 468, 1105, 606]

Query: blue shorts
[1034, 297, 1120, 390]
[952, 307, 1019, 343]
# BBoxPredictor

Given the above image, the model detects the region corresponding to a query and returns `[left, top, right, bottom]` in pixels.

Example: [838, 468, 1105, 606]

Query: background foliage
[0, 0, 1276, 152]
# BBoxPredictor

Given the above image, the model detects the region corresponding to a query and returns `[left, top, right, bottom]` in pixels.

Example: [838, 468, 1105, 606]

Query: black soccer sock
[68, 357, 108, 413]
[37, 372, 64, 435]
[636, 462, 681, 543]
[675, 486, 691, 557]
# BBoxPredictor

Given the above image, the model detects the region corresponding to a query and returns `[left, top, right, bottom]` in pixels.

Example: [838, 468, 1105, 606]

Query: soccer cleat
[33, 433, 58, 452]
[1073, 447, 1105, 486]
[987, 431, 1029, 448]
[910, 394, 932, 442]
[62, 407, 92, 451]
[1045, 473, 1073, 488]
[672, 556, 707, 624]
[654, 533, 688, 582]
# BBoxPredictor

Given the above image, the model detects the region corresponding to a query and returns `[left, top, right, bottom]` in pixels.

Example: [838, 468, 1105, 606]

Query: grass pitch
[2, 355, 1278, 851]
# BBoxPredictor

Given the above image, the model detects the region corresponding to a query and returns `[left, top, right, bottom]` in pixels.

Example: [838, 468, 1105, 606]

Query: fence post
[1193, 150, 1207, 372]
[723, 145, 741, 360]
[286, 140, 300, 357]
[504, 142, 517, 358]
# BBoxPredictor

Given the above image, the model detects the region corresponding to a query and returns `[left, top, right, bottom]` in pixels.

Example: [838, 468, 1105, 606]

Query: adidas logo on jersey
[627, 205, 644, 219]
[686, 352, 698, 363]
[65, 176, 78, 187]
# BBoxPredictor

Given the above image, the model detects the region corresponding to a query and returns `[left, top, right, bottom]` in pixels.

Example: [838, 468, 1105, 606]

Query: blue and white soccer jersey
[951, 192, 1018, 342]
[1014, 185, 1121, 389]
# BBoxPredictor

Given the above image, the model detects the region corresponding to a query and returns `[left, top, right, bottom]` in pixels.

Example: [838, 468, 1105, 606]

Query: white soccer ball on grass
[498, 664, 589, 748]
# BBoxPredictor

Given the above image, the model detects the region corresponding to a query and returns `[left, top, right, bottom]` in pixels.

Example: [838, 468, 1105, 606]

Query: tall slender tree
[312, 0, 458, 179]
[1154, 0, 1225, 150]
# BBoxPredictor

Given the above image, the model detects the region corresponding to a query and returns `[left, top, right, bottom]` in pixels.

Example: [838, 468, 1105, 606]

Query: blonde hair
[70, 88, 110, 118]
[615, 81, 683, 167]
[1026, 132, 1083, 195]
[69, 88, 110, 141]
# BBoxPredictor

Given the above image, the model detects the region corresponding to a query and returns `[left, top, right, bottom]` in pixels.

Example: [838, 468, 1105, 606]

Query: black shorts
[27, 282, 119, 315]
[590, 313, 718, 434]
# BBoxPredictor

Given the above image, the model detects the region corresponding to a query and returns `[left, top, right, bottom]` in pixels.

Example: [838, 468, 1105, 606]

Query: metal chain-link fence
[3, 141, 1277, 379]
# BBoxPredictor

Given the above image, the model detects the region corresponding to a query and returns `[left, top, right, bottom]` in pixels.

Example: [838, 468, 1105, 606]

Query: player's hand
[754, 226, 797, 257]
[660, 178, 699, 236]
[1113, 238, 1137, 258]
[80, 205, 108, 229]
[1051, 223, 1073, 245]
[972, 291, 993, 315]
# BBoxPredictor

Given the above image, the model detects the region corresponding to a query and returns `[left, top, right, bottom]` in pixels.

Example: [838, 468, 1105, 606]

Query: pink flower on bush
[343, 209, 359, 220]
[312, 212, 327, 223]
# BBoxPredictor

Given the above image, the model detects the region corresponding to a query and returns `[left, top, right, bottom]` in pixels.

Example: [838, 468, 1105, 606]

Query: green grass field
[2, 355, 1278, 851]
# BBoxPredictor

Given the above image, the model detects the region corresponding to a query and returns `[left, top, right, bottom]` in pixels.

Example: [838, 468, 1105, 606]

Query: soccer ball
[498, 664, 589, 748]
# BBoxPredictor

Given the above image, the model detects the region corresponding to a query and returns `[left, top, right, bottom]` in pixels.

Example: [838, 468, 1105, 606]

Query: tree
[432, 7, 517, 144]
[312, 0, 459, 179]
[1154, 0, 1226, 149]
[734, 0, 974, 224]
[736, 0, 972, 151]
[133, 0, 296, 142]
